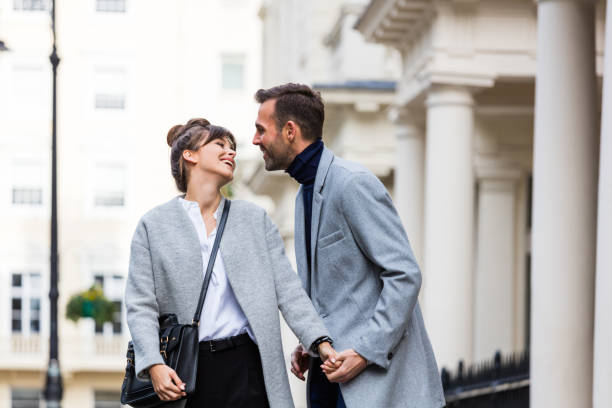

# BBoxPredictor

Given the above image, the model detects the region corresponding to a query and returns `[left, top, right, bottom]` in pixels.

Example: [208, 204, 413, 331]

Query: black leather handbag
[121, 200, 231, 407]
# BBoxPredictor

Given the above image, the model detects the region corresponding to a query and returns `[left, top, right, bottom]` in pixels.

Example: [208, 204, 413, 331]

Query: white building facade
[0, 0, 262, 407]
[357, 0, 610, 407]
[254, 0, 611, 407]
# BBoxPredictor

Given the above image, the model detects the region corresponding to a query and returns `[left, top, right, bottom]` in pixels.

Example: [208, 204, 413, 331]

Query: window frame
[9, 62, 51, 120]
[12, 0, 49, 12]
[10, 271, 43, 337]
[92, 272, 125, 337]
[221, 54, 246, 91]
[92, 65, 128, 113]
[87, 159, 130, 218]
[7, 155, 50, 217]
[11, 387, 42, 408]
[95, 0, 127, 13]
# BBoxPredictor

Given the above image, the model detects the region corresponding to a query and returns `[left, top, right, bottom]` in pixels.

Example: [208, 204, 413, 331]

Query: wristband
[311, 336, 333, 354]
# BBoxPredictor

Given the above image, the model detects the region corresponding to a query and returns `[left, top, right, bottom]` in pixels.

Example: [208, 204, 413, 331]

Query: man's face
[253, 99, 292, 171]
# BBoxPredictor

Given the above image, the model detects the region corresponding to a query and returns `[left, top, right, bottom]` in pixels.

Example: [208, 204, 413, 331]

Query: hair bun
[166, 118, 211, 147]
[167, 124, 184, 147]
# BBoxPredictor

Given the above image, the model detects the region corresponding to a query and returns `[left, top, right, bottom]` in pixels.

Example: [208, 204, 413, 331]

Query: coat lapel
[310, 148, 334, 271]
[294, 186, 310, 294]
[169, 197, 204, 293]
[219, 201, 251, 291]
[310, 192, 324, 269]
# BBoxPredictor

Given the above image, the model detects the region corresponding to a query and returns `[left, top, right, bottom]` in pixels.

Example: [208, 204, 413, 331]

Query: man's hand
[149, 364, 186, 401]
[323, 349, 367, 383]
[290, 344, 311, 381]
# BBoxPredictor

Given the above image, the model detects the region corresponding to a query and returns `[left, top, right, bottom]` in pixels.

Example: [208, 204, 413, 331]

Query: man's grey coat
[125, 197, 329, 408]
[295, 147, 445, 408]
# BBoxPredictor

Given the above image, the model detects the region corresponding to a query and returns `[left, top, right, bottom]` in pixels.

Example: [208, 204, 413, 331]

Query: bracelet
[311, 336, 333, 354]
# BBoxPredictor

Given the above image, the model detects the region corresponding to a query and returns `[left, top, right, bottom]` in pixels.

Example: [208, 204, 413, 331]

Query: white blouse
[179, 197, 255, 343]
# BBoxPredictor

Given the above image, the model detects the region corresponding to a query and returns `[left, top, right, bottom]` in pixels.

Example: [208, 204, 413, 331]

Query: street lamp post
[43, 0, 62, 406]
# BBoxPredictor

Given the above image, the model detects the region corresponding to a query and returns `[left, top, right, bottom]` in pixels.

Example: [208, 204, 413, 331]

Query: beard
[262, 142, 291, 171]
[264, 153, 283, 171]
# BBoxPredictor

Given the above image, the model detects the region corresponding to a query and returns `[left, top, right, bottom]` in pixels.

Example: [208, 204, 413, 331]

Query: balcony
[0, 335, 47, 371]
[0, 334, 127, 373]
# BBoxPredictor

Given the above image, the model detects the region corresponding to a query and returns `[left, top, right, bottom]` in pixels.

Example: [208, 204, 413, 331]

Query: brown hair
[166, 118, 237, 192]
[254, 83, 324, 141]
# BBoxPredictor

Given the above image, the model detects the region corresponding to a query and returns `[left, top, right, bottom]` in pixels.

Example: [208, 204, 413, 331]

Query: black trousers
[185, 336, 269, 408]
[309, 358, 346, 408]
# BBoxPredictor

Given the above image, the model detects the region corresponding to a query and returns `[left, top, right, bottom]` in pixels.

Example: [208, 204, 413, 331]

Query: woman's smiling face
[202, 135, 236, 181]
[187, 134, 237, 183]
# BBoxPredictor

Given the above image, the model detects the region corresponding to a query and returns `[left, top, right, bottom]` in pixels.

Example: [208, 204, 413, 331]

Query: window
[93, 163, 126, 207]
[94, 274, 124, 335]
[12, 298, 22, 332]
[95, 94, 125, 109]
[11, 272, 42, 335]
[30, 298, 41, 332]
[94, 390, 122, 408]
[96, 0, 126, 13]
[221, 54, 245, 90]
[11, 162, 44, 206]
[220, 0, 246, 7]
[11, 388, 41, 408]
[13, 0, 48, 11]
[12, 188, 42, 205]
[94, 67, 126, 110]
[11, 64, 49, 115]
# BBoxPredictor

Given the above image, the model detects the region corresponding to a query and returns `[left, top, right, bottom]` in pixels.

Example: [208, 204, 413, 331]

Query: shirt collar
[179, 196, 225, 221]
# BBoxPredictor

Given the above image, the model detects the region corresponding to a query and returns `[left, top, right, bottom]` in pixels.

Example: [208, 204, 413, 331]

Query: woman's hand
[318, 342, 342, 374]
[149, 364, 187, 401]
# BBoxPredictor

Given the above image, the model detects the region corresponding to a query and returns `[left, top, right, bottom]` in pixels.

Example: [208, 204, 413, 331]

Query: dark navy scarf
[286, 139, 324, 270]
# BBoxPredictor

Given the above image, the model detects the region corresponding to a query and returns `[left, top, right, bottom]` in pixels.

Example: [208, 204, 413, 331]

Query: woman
[125, 118, 336, 408]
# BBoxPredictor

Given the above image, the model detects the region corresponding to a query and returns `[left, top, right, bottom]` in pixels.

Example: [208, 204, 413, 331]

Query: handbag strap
[192, 199, 231, 326]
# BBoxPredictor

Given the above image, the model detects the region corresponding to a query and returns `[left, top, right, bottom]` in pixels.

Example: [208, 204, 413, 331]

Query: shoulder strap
[192, 200, 231, 326]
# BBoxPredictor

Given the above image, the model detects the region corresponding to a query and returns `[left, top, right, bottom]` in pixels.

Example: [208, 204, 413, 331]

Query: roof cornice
[355, 0, 433, 48]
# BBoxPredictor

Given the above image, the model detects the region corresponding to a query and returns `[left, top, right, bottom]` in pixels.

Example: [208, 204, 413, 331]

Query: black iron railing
[441, 351, 529, 408]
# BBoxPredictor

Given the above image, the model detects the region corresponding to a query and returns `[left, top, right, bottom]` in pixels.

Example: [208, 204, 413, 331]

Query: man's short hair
[255, 83, 325, 141]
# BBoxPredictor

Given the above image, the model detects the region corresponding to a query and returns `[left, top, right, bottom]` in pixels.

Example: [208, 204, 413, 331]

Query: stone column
[389, 108, 425, 265]
[423, 85, 475, 369]
[473, 168, 521, 361]
[593, 2, 612, 406]
[532, 1, 598, 407]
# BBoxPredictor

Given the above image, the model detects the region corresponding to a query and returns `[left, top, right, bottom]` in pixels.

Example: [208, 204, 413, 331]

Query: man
[253, 83, 445, 408]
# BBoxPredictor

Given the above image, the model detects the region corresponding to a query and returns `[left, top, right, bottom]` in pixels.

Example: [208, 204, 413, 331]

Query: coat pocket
[318, 229, 344, 250]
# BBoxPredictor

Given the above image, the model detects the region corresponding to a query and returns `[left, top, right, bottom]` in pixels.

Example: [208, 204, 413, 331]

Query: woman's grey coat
[125, 198, 329, 408]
